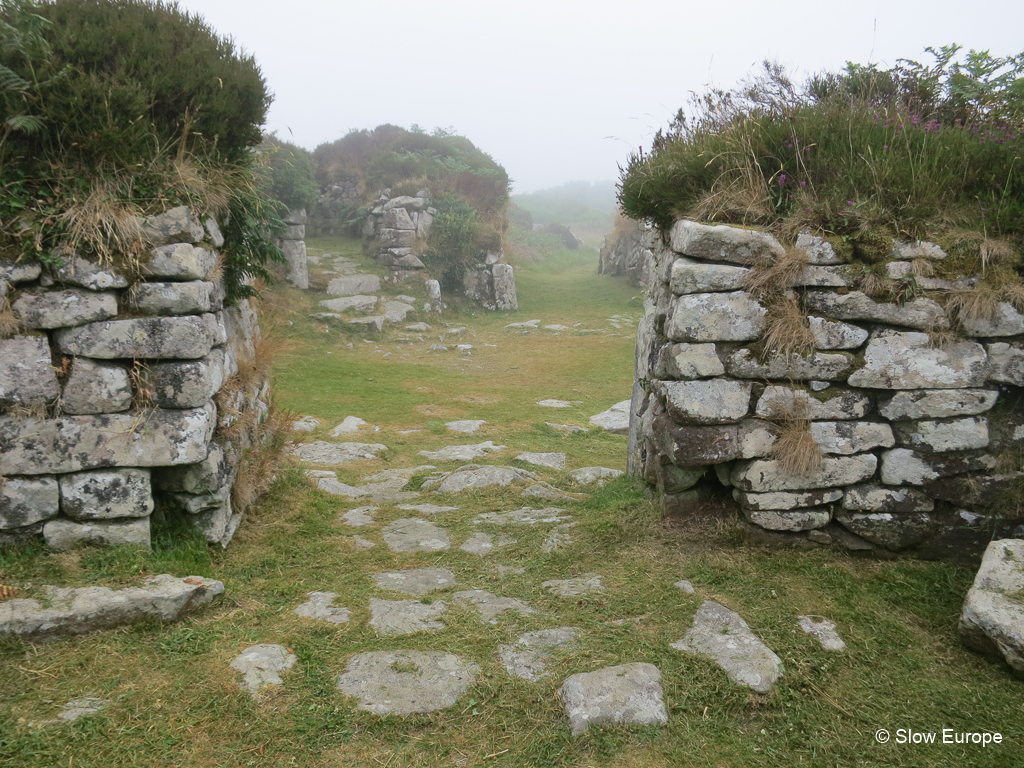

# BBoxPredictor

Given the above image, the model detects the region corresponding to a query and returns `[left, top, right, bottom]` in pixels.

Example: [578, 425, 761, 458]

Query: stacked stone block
[628, 220, 1024, 559]
[0, 206, 268, 551]
[278, 208, 308, 290]
[598, 220, 654, 286]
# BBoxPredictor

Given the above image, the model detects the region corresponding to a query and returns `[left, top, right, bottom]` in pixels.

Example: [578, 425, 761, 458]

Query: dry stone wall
[278, 207, 309, 290]
[598, 220, 654, 286]
[1, 206, 269, 551]
[628, 220, 1024, 560]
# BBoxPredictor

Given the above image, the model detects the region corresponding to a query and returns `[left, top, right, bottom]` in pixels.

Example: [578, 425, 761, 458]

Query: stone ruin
[0, 206, 270, 551]
[277, 207, 309, 290]
[598, 219, 654, 286]
[628, 220, 1024, 560]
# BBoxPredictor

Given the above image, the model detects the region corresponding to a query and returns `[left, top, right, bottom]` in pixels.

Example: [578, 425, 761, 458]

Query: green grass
[2, 236, 1023, 767]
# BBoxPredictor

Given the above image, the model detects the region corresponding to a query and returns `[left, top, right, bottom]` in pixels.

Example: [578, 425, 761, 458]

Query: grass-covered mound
[619, 47, 1024, 261]
[0, 0, 283, 301]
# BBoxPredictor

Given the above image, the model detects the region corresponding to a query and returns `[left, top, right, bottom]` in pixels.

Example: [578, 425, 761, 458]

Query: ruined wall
[598, 219, 654, 286]
[0, 206, 269, 551]
[630, 220, 1024, 560]
[278, 207, 309, 290]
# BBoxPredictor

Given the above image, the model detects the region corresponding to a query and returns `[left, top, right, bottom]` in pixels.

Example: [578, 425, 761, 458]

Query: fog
[177, 0, 1024, 193]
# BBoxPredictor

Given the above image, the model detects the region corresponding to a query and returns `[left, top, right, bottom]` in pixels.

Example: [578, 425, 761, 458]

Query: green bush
[618, 46, 1024, 248]
[260, 136, 317, 213]
[423, 194, 481, 289]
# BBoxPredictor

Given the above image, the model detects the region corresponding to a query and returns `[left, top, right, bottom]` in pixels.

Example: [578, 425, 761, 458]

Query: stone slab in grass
[294, 592, 350, 624]
[351, 535, 376, 550]
[521, 484, 575, 500]
[50, 697, 111, 724]
[374, 568, 456, 596]
[445, 419, 486, 433]
[543, 575, 603, 598]
[459, 532, 516, 556]
[568, 467, 624, 486]
[546, 422, 589, 434]
[319, 295, 378, 312]
[287, 441, 388, 465]
[382, 518, 451, 552]
[959, 538, 1024, 677]
[516, 452, 566, 470]
[589, 400, 631, 433]
[559, 663, 668, 736]
[368, 598, 447, 635]
[798, 616, 846, 651]
[336, 651, 479, 715]
[452, 590, 537, 623]
[500, 627, 580, 681]
[291, 416, 322, 432]
[0, 574, 223, 641]
[477, 507, 570, 526]
[340, 506, 378, 527]
[542, 523, 576, 553]
[327, 274, 381, 296]
[418, 441, 505, 461]
[397, 503, 459, 515]
[230, 644, 297, 694]
[330, 416, 368, 435]
[537, 399, 572, 408]
[671, 600, 783, 693]
[426, 466, 534, 493]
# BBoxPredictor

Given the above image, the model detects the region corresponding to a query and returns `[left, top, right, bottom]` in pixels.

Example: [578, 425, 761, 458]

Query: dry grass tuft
[926, 329, 961, 349]
[910, 258, 935, 277]
[858, 271, 896, 298]
[946, 284, 1001, 325]
[4, 402, 50, 420]
[0, 297, 20, 338]
[55, 180, 146, 267]
[745, 247, 808, 300]
[770, 417, 823, 475]
[1001, 282, 1024, 313]
[761, 294, 815, 357]
[129, 361, 154, 411]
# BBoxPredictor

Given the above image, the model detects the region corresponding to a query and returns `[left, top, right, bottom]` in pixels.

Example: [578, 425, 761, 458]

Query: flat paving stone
[230, 644, 297, 694]
[452, 590, 537, 623]
[516, 452, 566, 470]
[288, 441, 388, 465]
[477, 507, 571, 526]
[50, 697, 110, 723]
[798, 615, 846, 651]
[337, 651, 479, 715]
[670, 600, 783, 693]
[499, 627, 580, 681]
[330, 416, 367, 435]
[368, 598, 447, 635]
[291, 416, 322, 432]
[568, 467, 624, 486]
[459, 532, 516, 556]
[546, 422, 589, 433]
[589, 401, 631, 434]
[341, 506, 378, 527]
[543, 575, 604, 597]
[559, 663, 668, 736]
[521, 484, 575, 500]
[537, 399, 572, 408]
[492, 564, 526, 577]
[397, 503, 459, 515]
[445, 420, 487, 433]
[373, 568, 456, 596]
[430, 466, 533, 493]
[418, 441, 505, 461]
[382, 518, 451, 552]
[352, 536, 376, 550]
[294, 591, 350, 624]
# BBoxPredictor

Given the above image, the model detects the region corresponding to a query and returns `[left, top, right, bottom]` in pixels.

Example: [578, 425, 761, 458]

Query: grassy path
[2, 241, 1023, 767]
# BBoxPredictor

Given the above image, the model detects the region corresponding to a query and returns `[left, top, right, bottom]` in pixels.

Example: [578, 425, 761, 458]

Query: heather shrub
[260, 136, 317, 213]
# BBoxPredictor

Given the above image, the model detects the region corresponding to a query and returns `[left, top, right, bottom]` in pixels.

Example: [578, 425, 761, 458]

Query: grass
[2, 235, 1023, 767]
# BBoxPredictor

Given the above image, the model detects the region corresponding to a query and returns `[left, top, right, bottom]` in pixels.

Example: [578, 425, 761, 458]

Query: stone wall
[598, 219, 653, 286]
[277, 207, 308, 290]
[629, 220, 1024, 561]
[1, 206, 269, 551]
[307, 180, 361, 237]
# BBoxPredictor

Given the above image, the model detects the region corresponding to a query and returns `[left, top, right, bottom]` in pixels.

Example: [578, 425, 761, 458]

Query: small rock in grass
[542, 523, 576, 553]
[418, 441, 505, 461]
[330, 416, 368, 435]
[373, 567, 456, 596]
[500, 627, 579, 681]
[230, 644, 297, 694]
[459, 532, 516, 556]
[516, 452, 566, 470]
[589, 400, 631, 434]
[543, 575, 603, 597]
[568, 467, 624, 486]
[445, 419, 486, 433]
[352, 536, 376, 550]
[674, 580, 696, 595]
[452, 589, 537, 623]
[368, 598, 447, 635]
[291, 416, 322, 432]
[477, 507, 570, 525]
[797, 615, 846, 651]
[537, 399, 572, 408]
[336, 651, 479, 715]
[341, 506, 378, 527]
[396, 503, 458, 515]
[521, 484, 574, 500]
[294, 591, 350, 624]
[546, 422, 589, 434]
[558, 663, 668, 736]
[49, 698, 111, 724]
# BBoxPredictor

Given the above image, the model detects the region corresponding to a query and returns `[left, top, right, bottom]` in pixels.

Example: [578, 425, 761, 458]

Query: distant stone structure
[1, 206, 270, 551]
[629, 219, 1024, 560]
[278, 207, 308, 289]
[599, 218, 653, 286]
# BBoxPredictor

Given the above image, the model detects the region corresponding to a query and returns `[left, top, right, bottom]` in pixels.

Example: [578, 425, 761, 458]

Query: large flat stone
[337, 651, 478, 715]
[130, 281, 213, 316]
[61, 359, 132, 415]
[543, 575, 603, 597]
[54, 314, 221, 359]
[59, 468, 153, 520]
[958, 539, 1024, 677]
[319, 295, 378, 312]
[878, 389, 999, 421]
[373, 568, 456, 596]
[807, 316, 869, 350]
[382, 518, 450, 552]
[834, 511, 934, 549]
[327, 274, 381, 296]
[589, 400, 631, 433]
[961, 302, 1024, 337]
[287, 441, 388, 465]
[842, 484, 934, 512]
[755, 385, 871, 420]
[668, 220, 784, 265]
[734, 488, 843, 511]
[665, 291, 767, 342]
[452, 589, 537, 623]
[893, 417, 989, 453]
[418, 441, 505, 461]
[0, 476, 59, 530]
[43, 517, 151, 550]
[568, 467, 624, 486]
[516, 452, 566, 470]
[743, 507, 831, 531]
[0, 335, 59, 407]
[431, 466, 531, 493]
[730, 454, 877, 492]
[657, 379, 752, 425]
[141, 242, 216, 280]
[53, 257, 128, 290]
[880, 448, 997, 485]
[647, 412, 744, 466]
[655, 342, 725, 379]
[671, 601, 783, 692]
[368, 598, 447, 635]
[0, 574, 222, 640]
[230, 644, 297, 694]
[847, 331, 987, 389]
[725, 349, 854, 381]
[477, 507, 570, 525]
[294, 592, 350, 624]
[669, 258, 749, 294]
[0, 404, 215, 475]
[810, 421, 894, 455]
[559, 663, 668, 736]
[500, 627, 579, 681]
[13, 289, 117, 329]
[805, 291, 948, 330]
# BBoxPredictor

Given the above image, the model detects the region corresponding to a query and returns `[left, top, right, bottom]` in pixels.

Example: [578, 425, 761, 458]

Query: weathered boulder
[742, 507, 831, 531]
[141, 243, 216, 280]
[0, 573, 223, 640]
[493, 263, 518, 310]
[669, 258, 749, 294]
[671, 600, 783, 692]
[55, 313, 221, 359]
[139, 205, 205, 246]
[755, 385, 871, 420]
[810, 421, 894, 455]
[13, 289, 118, 329]
[960, 302, 1024, 337]
[61, 359, 132, 415]
[987, 342, 1024, 386]
[130, 281, 213, 315]
[808, 316, 869, 350]
[59, 468, 153, 520]
[558, 663, 668, 736]
[842, 484, 934, 512]
[327, 274, 381, 296]
[281, 239, 309, 289]
[0, 476, 59, 530]
[668, 220, 784, 266]
[0, 403, 215, 475]
[893, 417, 990, 453]
[655, 342, 725, 379]
[805, 291, 948, 330]
[589, 400, 632, 433]
[834, 511, 934, 550]
[794, 232, 843, 265]
[43, 516, 152, 551]
[878, 389, 999, 421]
[880, 448, 997, 485]
[0, 335, 59, 407]
[146, 350, 227, 409]
[725, 349, 854, 381]
[656, 379, 753, 425]
[731, 454, 877, 492]
[958, 539, 1024, 677]
[847, 331, 987, 389]
[665, 291, 767, 342]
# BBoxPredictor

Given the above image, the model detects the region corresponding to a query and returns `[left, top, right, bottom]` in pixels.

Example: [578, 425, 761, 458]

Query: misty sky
[177, 0, 1024, 194]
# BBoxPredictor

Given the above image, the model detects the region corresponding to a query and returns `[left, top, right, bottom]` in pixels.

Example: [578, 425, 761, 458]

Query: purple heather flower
[778, 174, 786, 187]
[846, 201, 854, 206]
[799, 181, 806, 187]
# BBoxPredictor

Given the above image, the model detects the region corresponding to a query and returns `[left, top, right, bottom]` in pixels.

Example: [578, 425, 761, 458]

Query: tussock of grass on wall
[770, 417, 823, 475]
[760, 295, 815, 358]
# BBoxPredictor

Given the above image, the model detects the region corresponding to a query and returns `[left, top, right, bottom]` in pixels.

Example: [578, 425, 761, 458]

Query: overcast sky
[177, 0, 1024, 194]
